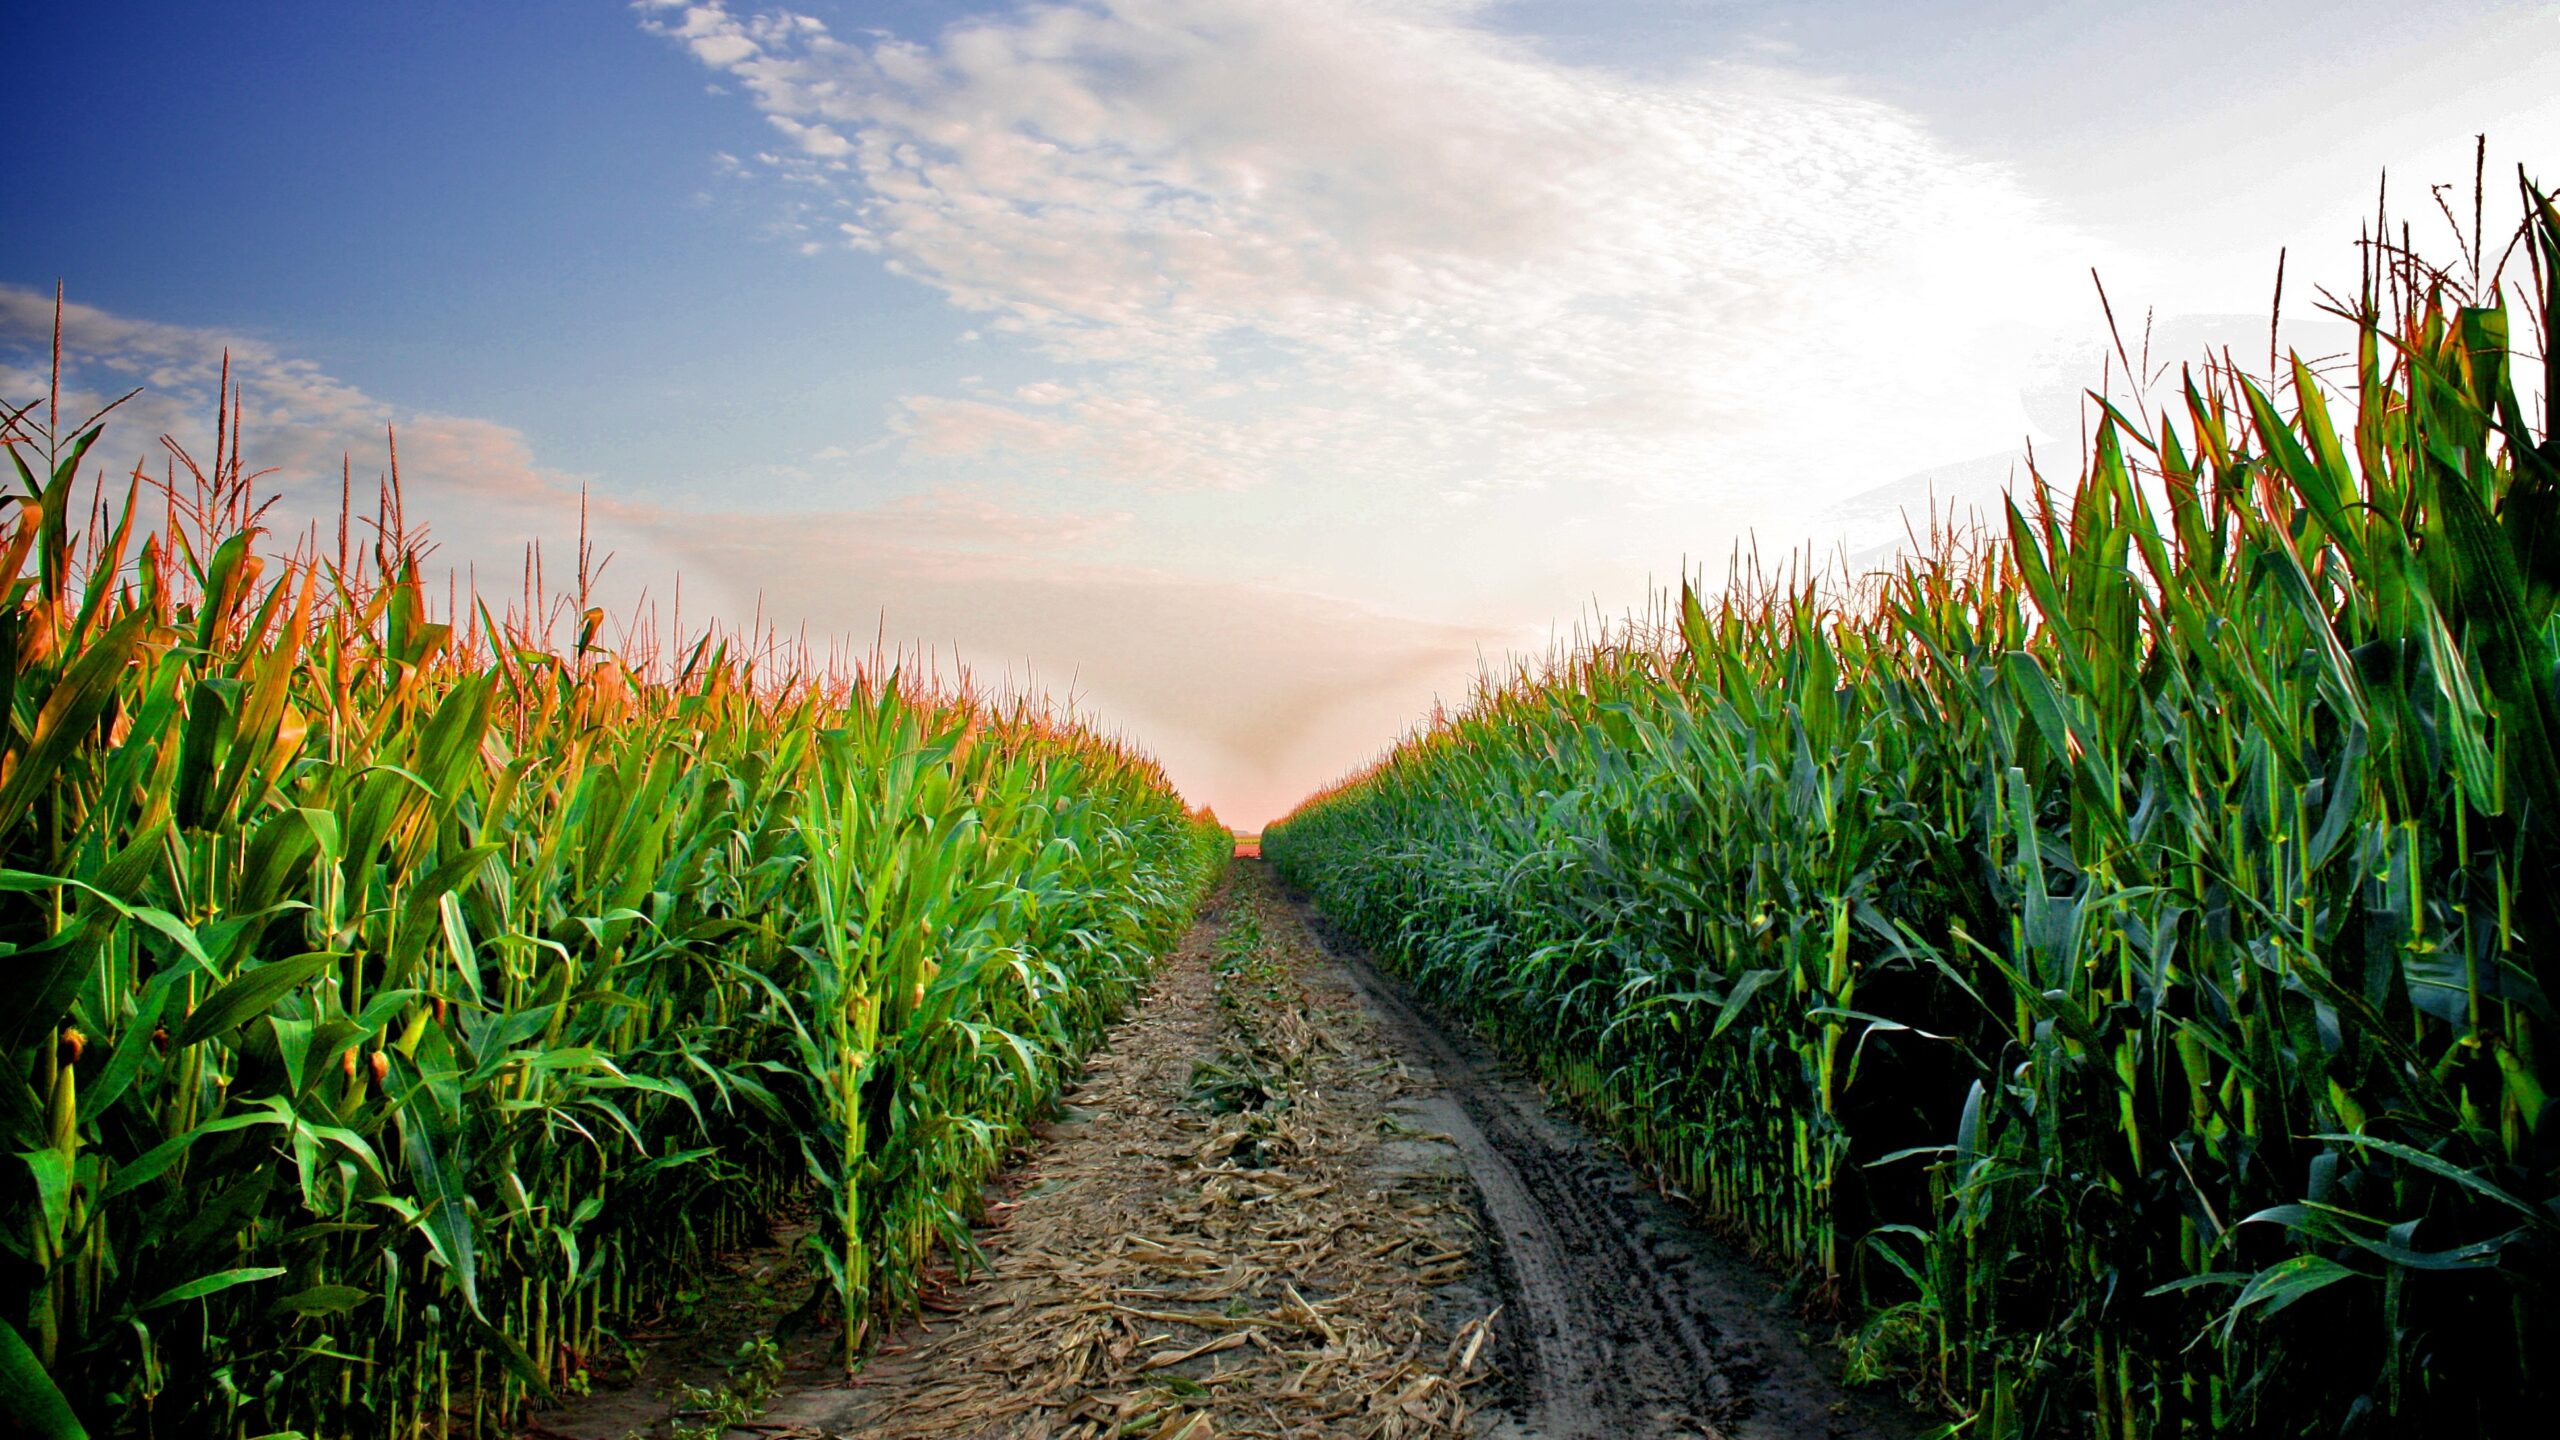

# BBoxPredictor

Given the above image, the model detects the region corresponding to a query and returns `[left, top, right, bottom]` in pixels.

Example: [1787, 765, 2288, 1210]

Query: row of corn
[0, 346, 1229, 1438]
[1269, 186, 2560, 1434]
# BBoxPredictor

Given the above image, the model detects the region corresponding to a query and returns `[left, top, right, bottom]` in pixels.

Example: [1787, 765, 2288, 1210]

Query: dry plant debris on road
[759, 863, 1496, 1439]
[532, 861, 1917, 1440]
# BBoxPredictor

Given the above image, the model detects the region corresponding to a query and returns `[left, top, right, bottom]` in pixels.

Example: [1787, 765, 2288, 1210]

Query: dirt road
[533, 861, 1918, 1439]
[1288, 883, 1919, 1440]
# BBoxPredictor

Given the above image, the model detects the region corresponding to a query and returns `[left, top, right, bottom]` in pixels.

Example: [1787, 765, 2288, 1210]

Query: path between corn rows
[531, 861, 1916, 1440]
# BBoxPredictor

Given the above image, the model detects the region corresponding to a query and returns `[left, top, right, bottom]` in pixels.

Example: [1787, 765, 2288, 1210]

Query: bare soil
[527, 861, 1925, 1439]
[1284, 886, 1923, 1440]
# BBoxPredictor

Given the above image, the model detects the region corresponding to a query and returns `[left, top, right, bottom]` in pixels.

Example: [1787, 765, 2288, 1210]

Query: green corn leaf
[138, 1266, 288, 1312]
[1710, 967, 1784, 1038]
[235, 805, 337, 914]
[2221, 1255, 2358, 1340]
[2310, 1132, 2550, 1223]
[173, 675, 243, 830]
[173, 952, 344, 1048]
[269, 1014, 314, 1096]
[0, 1314, 85, 1439]
[399, 1108, 480, 1317]
[100, 1109, 286, 1202]
[0, 923, 93, 1055]
[17, 1148, 70, 1243]
[2142, 1272, 2247, 1298]
[296, 1019, 363, 1098]
[79, 967, 179, 1117]
[30, 421, 107, 596]
[2434, 470, 2560, 812]
[2339, 1225, 2517, 1272]
[471, 1315, 552, 1403]
[268, 1284, 372, 1318]
[0, 604, 150, 834]
[190, 530, 256, 653]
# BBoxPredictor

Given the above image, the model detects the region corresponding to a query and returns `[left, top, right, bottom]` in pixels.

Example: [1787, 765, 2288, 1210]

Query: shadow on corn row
[0, 322, 1233, 1439]
[1268, 165, 2560, 1437]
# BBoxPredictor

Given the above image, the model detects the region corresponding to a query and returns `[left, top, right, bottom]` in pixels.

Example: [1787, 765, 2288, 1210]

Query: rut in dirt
[1283, 875, 1922, 1440]
[525, 860, 1500, 1440]
[530, 861, 1923, 1440]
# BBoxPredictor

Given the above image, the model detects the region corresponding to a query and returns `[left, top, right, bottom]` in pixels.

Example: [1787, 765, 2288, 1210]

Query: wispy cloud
[0, 283, 1154, 597]
[641, 0, 2098, 514]
[2, 282, 1494, 824]
[0, 285, 596, 541]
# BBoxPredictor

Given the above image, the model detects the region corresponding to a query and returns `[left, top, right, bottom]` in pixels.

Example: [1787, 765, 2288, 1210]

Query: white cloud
[767, 113, 854, 159]
[642, 0, 2097, 516]
[0, 283, 730, 624]
[0, 285, 1158, 599]
[1, 283, 1484, 825]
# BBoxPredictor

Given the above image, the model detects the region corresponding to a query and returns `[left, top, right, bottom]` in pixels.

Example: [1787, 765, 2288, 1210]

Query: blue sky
[2, 2, 967, 505]
[5, 2, 2556, 823]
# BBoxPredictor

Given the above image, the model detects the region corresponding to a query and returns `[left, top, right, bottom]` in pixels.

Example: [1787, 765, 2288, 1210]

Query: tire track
[1279, 870, 1919, 1440]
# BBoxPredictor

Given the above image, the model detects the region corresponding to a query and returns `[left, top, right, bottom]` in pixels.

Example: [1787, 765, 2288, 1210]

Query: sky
[4, 1, 2556, 826]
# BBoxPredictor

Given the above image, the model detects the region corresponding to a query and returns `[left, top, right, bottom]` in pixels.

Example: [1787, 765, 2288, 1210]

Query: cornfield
[0, 333, 1228, 1438]
[1268, 182, 2560, 1434]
